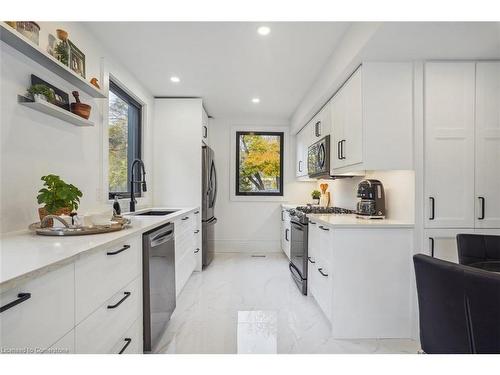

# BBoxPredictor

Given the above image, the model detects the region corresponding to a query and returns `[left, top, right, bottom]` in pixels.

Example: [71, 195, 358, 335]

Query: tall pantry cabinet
[423, 61, 500, 261]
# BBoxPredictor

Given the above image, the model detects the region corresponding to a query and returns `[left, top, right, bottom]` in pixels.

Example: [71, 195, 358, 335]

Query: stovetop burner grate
[295, 206, 355, 215]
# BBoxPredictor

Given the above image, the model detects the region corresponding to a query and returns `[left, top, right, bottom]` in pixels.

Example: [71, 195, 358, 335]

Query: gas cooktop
[288, 205, 355, 224]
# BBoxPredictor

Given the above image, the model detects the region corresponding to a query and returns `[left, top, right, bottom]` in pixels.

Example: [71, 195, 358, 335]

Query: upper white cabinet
[424, 62, 476, 228]
[475, 62, 500, 229]
[311, 102, 332, 141]
[295, 120, 313, 177]
[331, 68, 363, 170]
[424, 61, 500, 229]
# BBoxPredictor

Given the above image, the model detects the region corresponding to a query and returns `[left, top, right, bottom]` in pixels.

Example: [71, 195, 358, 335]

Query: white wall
[210, 118, 315, 253]
[0, 22, 154, 233]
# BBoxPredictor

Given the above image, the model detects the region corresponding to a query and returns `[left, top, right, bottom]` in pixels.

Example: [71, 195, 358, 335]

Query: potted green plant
[311, 190, 321, 205]
[27, 84, 55, 103]
[37, 174, 83, 225]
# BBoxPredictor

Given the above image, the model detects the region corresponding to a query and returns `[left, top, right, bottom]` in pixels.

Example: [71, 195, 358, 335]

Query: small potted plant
[37, 174, 83, 226]
[27, 84, 55, 103]
[311, 190, 321, 205]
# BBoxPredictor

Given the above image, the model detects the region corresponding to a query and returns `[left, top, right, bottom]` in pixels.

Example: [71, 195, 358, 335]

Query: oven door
[290, 220, 308, 280]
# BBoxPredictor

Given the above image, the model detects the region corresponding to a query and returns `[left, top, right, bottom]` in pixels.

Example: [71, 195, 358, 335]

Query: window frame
[108, 80, 143, 200]
[235, 130, 284, 197]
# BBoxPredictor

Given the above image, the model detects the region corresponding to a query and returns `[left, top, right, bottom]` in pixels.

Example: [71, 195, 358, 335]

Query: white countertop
[309, 214, 414, 228]
[0, 207, 198, 290]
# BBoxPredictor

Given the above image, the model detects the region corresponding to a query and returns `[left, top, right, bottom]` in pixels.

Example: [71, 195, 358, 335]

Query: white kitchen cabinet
[307, 223, 413, 338]
[331, 67, 363, 170]
[281, 209, 291, 260]
[174, 210, 199, 296]
[0, 263, 75, 353]
[75, 236, 142, 322]
[44, 329, 75, 354]
[295, 122, 313, 177]
[424, 62, 476, 229]
[75, 277, 141, 354]
[311, 102, 332, 141]
[475, 62, 500, 229]
[109, 317, 143, 354]
[423, 228, 500, 263]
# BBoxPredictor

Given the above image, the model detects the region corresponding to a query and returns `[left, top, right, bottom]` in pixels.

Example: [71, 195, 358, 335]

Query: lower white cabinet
[280, 209, 291, 260]
[174, 210, 200, 297]
[423, 228, 500, 263]
[0, 263, 75, 353]
[307, 223, 413, 338]
[109, 317, 143, 354]
[44, 329, 75, 354]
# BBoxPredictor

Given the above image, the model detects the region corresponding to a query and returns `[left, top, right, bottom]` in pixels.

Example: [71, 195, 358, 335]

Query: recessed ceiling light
[170, 76, 180, 83]
[252, 97, 260, 103]
[257, 26, 271, 36]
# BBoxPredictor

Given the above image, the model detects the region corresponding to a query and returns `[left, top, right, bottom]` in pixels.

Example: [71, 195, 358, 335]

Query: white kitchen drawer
[310, 261, 333, 323]
[175, 247, 197, 297]
[75, 235, 141, 322]
[75, 277, 141, 354]
[44, 329, 74, 354]
[109, 317, 142, 354]
[0, 263, 74, 353]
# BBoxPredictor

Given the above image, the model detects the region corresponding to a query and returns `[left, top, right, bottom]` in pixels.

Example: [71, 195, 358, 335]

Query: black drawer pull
[118, 338, 132, 354]
[194, 230, 200, 234]
[319, 225, 329, 231]
[194, 210, 200, 214]
[0, 293, 31, 313]
[318, 268, 329, 277]
[429, 197, 435, 220]
[309, 221, 316, 225]
[107, 244, 130, 256]
[194, 248, 200, 253]
[429, 237, 435, 258]
[107, 292, 131, 309]
[181, 217, 189, 221]
[308, 256, 316, 264]
[478, 197, 485, 220]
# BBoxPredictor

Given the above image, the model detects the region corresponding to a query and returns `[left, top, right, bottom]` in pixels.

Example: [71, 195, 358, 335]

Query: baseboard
[214, 239, 281, 254]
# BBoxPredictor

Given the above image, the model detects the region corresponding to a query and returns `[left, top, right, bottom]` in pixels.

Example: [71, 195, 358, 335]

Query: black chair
[413, 254, 472, 353]
[414, 254, 500, 354]
[457, 234, 500, 266]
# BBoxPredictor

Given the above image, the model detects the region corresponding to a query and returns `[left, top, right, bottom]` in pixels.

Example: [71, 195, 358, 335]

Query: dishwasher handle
[149, 223, 175, 247]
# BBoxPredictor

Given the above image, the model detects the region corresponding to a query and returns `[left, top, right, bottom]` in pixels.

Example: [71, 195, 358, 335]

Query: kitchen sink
[134, 210, 179, 216]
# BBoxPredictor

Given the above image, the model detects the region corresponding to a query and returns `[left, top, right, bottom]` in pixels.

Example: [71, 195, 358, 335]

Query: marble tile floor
[155, 253, 420, 354]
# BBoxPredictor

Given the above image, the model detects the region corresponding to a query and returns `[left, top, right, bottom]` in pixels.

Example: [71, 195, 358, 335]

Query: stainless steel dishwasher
[142, 222, 176, 352]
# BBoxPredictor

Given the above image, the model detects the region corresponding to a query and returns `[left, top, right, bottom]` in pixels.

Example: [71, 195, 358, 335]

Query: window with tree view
[108, 81, 142, 199]
[236, 131, 284, 196]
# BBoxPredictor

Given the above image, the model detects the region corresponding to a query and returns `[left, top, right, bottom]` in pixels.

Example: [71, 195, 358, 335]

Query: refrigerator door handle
[210, 161, 217, 207]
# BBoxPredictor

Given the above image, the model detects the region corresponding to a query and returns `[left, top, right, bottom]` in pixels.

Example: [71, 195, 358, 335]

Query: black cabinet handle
[319, 225, 330, 231]
[315, 121, 321, 137]
[194, 230, 200, 234]
[341, 140, 346, 159]
[298, 160, 303, 172]
[309, 220, 316, 225]
[181, 217, 189, 221]
[337, 141, 341, 160]
[281, 211, 284, 221]
[194, 210, 200, 214]
[429, 197, 435, 220]
[0, 293, 31, 313]
[308, 256, 316, 264]
[478, 197, 485, 220]
[318, 268, 328, 277]
[285, 228, 289, 242]
[194, 248, 200, 253]
[118, 338, 132, 354]
[203, 126, 208, 138]
[429, 237, 435, 257]
[107, 292, 131, 309]
[107, 244, 130, 256]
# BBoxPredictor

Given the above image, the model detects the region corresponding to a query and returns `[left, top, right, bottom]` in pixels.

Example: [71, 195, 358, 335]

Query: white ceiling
[84, 22, 350, 120]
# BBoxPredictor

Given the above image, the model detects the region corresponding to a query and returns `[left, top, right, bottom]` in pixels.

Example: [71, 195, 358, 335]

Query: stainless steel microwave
[308, 135, 330, 178]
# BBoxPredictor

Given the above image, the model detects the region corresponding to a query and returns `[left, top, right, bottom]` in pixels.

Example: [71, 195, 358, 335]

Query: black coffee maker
[356, 179, 386, 219]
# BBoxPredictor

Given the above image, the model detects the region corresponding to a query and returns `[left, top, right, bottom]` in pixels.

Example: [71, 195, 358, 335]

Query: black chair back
[457, 234, 500, 265]
[413, 254, 472, 353]
[414, 254, 500, 354]
[463, 266, 500, 353]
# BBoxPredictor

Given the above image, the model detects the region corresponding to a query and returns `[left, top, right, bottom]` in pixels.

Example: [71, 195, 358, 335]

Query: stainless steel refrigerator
[202, 145, 217, 267]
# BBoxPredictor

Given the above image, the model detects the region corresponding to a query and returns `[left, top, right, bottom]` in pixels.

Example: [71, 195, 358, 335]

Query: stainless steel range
[288, 205, 355, 295]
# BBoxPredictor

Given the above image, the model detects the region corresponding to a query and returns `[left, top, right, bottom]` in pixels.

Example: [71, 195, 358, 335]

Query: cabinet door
[341, 68, 363, 168]
[423, 229, 476, 263]
[330, 89, 345, 170]
[312, 103, 332, 141]
[475, 62, 500, 229]
[295, 126, 310, 177]
[424, 62, 476, 228]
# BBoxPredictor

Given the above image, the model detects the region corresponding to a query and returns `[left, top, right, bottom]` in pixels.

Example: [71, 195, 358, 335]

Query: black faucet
[130, 158, 147, 212]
